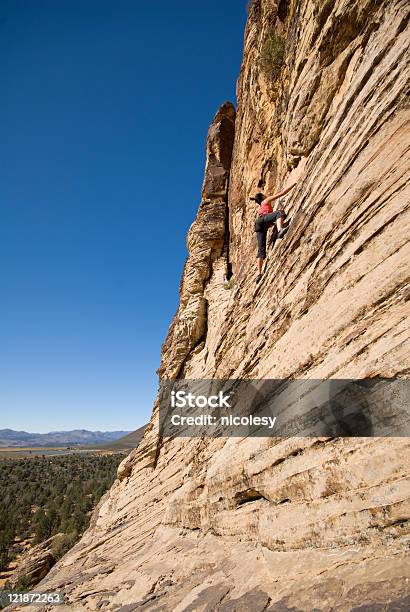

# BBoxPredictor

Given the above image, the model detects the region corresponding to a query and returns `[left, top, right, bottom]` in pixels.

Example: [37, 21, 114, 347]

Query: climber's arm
[263, 182, 297, 204]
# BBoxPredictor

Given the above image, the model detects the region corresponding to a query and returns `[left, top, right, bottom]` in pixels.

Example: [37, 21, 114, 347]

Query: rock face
[158, 102, 235, 380]
[6, 535, 63, 590]
[18, 1, 410, 610]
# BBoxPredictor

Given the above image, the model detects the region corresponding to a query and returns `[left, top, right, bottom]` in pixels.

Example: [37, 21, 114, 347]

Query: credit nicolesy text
[171, 390, 232, 408]
[170, 414, 277, 429]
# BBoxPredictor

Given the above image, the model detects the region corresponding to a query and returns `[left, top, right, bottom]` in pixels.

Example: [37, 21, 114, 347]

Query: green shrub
[223, 278, 235, 290]
[13, 574, 31, 592]
[259, 30, 285, 79]
[51, 532, 78, 560]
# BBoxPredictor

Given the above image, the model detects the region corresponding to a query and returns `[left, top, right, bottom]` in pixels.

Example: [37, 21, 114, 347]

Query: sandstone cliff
[5, 535, 63, 591]
[18, 1, 410, 610]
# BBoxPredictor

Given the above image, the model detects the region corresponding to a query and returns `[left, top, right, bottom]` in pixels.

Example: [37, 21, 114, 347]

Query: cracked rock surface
[15, 1, 410, 610]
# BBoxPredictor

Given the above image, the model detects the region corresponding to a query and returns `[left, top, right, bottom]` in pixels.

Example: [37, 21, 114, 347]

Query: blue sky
[0, 0, 246, 433]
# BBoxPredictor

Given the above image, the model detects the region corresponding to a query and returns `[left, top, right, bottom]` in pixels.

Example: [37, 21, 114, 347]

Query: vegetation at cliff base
[259, 29, 285, 79]
[0, 453, 124, 582]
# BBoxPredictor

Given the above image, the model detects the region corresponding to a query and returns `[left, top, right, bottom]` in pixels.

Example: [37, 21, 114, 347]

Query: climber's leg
[262, 210, 286, 228]
[256, 229, 267, 259]
[256, 258, 264, 283]
[275, 210, 289, 239]
[255, 227, 267, 283]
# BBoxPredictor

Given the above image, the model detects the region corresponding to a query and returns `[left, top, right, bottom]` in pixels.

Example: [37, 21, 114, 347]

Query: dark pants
[255, 210, 286, 258]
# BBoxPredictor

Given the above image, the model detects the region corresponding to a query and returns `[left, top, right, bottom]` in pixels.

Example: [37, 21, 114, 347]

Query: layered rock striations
[19, 1, 410, 610]
[158, 102, 235, 380]
[6, 535, 63, 591]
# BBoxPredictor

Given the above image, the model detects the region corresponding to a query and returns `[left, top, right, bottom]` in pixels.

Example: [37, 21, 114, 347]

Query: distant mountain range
[99, 425, 146, 450]
[0, 428, 132, 447]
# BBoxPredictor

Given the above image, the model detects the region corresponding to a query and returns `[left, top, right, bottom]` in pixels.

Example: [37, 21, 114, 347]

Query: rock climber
[252, 182, 297, 283]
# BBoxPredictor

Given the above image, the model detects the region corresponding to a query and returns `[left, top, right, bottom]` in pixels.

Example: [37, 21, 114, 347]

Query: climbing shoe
[256, 274, 263, 284]
[277, 226, 289, 239]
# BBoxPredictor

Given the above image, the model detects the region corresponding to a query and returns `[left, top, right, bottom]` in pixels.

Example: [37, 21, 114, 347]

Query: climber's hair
[250, 192, 265, 204]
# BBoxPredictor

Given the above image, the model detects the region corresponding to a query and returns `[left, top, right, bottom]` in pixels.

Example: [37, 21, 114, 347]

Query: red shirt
[258, 199, 273, 216]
